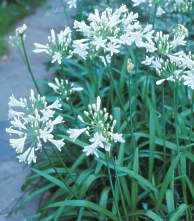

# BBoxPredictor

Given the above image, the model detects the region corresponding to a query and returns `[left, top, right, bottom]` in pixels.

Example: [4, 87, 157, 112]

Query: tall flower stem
[152, 4, 158, 29]
[20, 36, 40, 94]
[105, 154, 123, 221]
[103, 55, 131, 133]
[113, 157, 129, 221]
[162, 84, 167, 165]
[189, 90, 194, 176]
[103, 56, 114, 106]
[174, 81, 190, 220]
[174, 81, 179, 149]
[127, 56, 136, 150]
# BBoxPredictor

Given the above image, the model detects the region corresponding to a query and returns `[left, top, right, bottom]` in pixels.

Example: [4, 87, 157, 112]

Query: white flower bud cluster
[131, 0, 192, 16]
[48, 77, 83, 101]
[6, 90, 65, 164]
[142, 25, 194, 85]
[33, 27, 72, 65]
[33, 5, 156, 65]
[66, 0, 77, 9]
[173, 0, 192, 13]
[73, 4, 156, 62]
[9, 24, 27, 48]
[15, 24, 27, 36]
[67, 96, 125, 158]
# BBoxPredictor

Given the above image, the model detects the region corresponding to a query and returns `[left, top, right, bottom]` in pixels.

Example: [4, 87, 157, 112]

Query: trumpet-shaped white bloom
[131, 0, 192, 15]
[73, 4, 155, 62]
[6, 90, 65, 164]
[67, 96, 125, 157]
[15, 24, 27, 36]
[72, 39, 89, 60]
[142, 25, 194, 85]
[182, 71, 194, 90]
[9, 24, 27, 48]
[66, 0, 77, 8]
[48, 77, 83, 101]
[33, 27, 72, 65]
[67, 128, 87, 141]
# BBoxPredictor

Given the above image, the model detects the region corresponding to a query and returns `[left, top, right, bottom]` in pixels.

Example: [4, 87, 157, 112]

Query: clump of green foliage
[7, 0, 194, 221]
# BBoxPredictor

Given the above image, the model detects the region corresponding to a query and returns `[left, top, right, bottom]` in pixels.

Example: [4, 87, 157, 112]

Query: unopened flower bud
[127, 58, 134, 72]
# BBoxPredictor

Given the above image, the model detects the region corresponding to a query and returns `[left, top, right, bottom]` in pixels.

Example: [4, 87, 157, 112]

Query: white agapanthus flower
[33, 27, 72, 65]
[67, 96, 125, 157]
[142, 25, 193, 85]
[131, 0, 147, 7]
[182, 71, 194, 90]
[6, 90, 65, 164]
[72, 39, 89, 60]
[66, 0, 77, 8]
[15, 24, 27, 36]
[173, 0, 192, 13]
[48, 77, 83, 101]
[9, 24, 27, 48]
[73, 4, 155, 63]
[131, 0, 192, 15]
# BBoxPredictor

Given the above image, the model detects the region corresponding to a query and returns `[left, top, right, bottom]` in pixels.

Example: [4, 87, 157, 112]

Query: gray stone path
[0, 1, 73, 220]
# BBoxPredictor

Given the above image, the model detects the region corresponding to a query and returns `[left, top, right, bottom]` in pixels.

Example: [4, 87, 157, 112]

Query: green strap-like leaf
[146, 210, 164, 221]
[169, 204, 188, 221]
[45, 199, 119, 221]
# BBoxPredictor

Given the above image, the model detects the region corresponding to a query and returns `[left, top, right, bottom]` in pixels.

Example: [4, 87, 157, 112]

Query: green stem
[105, 154, 123, 221]
[174, 81, 179, 149]
[174, 82, 189, 220]
[113, 157, 129, 221]
[20, 35, 41, 94]
[103, 55, 131, 133]
[162, 84, 167, 166]
[152, 4, 158, 29]
[128, 70, 135, 149]
[103, 56, 114, 106]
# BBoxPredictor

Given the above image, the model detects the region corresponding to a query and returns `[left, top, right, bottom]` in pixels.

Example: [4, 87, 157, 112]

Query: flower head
[6, 90, 65, 164]
[9, 24, 27, 48]
[142, 25, 193, 85]
[73, 5, 155, 62]
[182, 70, 194, 90]
[66, 0, 77, 8]
[48, 77, 83, 101]
[33, 27, 72, 65]
[131, 0, 192, 15]
[67, 96, 124, 157]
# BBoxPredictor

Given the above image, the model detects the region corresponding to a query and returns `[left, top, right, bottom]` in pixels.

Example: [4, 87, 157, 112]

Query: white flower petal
[67, 128, 87, 141]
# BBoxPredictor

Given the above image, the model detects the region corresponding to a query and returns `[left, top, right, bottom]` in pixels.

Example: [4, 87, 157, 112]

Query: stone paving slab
[0, 121, 32, 221]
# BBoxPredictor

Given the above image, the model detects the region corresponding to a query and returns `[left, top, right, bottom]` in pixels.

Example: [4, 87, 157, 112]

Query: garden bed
[5, 0, 194, 220]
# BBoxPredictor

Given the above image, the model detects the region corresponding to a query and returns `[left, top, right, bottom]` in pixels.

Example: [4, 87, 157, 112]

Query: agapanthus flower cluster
[48, 77, 83, 101]
[181, 53, 194, 90]
[67, 96, 125, 157]
[173, 0, 192, 13]
[6, 90, 65, 164]
[142, 25, 194, 85]
[66, 0, 77, 9]
[131, 0, 192, 16]
[73, 4, 155, 62]
[33, 27, 72, 65]
[9, 24, 27, 48]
